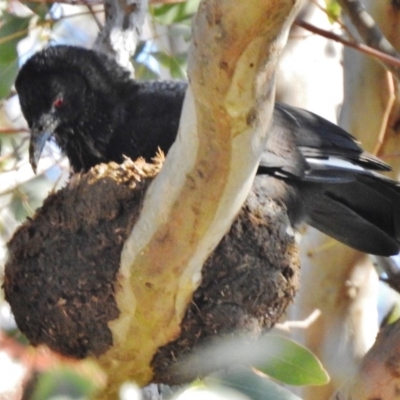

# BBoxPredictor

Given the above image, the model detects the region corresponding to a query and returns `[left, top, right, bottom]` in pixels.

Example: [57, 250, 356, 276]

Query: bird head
[16, 70, 88, 172]
[15, 46, 133, 172]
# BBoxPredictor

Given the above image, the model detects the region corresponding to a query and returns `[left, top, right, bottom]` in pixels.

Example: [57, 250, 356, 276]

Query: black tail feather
[297, 176, 400, 256]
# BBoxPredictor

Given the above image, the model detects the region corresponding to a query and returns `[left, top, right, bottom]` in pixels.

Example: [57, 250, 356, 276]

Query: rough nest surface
[152, 176, 300, 384]
[4, 161, 299, 384]
[4, 158, 159, 357]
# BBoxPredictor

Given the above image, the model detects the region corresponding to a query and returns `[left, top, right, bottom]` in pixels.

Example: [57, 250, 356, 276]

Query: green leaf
[210, 367, 304, 400]
[0, 13, 31, 63]
[150, 51, 187, 78]
[24, 2, 51, 20]
[255, 335, 330, 386]
[30, 367, 97, 400]
[169, 53, 187, 78]
[0, 58, 18, 99]
[133, 59, 160, 80]
[0, 12, 31, 98]
[151, 0, 200, 25]
[325, 0, 341, 23]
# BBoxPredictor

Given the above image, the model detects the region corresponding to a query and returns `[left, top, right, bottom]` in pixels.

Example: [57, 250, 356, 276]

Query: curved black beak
[29, 114, 58, 173]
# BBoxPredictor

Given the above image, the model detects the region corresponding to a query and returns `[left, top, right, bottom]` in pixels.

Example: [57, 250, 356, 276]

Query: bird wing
[257, 102, 400, 256]
[259, 102, 390, 180]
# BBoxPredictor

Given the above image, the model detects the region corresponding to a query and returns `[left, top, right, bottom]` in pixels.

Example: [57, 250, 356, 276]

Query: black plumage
[15, 45, 400, 256]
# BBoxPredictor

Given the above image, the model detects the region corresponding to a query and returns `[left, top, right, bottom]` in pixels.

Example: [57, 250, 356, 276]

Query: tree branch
[296, 20, 400, 70]
[93, 0, 148, 71]
[334, 318, 400, 399]
[94, 0, 304, 397]
[338, 0, 400, 80]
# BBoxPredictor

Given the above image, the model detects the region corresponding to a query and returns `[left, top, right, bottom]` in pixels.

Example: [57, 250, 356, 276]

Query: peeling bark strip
[4, 164, 299, 384]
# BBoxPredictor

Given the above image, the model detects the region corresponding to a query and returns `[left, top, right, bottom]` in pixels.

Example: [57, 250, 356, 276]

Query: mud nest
[4, 159, 299, 384]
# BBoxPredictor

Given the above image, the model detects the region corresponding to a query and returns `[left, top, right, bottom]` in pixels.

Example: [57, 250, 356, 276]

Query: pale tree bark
[332, 1, 400, 398]
[296, 236, 378, 400]
[275, 2, 380, 400]
[334, 318, 400, 399]
[94, 1, 305, 398]
[340, 0, 400, 166]
[276, 1, 343, 121]
[338, 0, 400, 80]
[93, 0, 148, 71]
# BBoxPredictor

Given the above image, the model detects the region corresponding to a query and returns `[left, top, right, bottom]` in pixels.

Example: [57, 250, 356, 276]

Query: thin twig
[81, 0, 103, 30]
[296, 20, 400, 70]
[309, 0, 353, 39]
[374, 71, 396, 156]
[275, 309, 322, 332]
[338, 0, 400, 81]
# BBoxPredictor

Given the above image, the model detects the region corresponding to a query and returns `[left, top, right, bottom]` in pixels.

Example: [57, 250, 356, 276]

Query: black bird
[15, 45, 400, 256]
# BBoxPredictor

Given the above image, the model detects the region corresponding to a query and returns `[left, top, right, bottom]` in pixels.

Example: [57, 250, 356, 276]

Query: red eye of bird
[53, 97, 64, 108]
